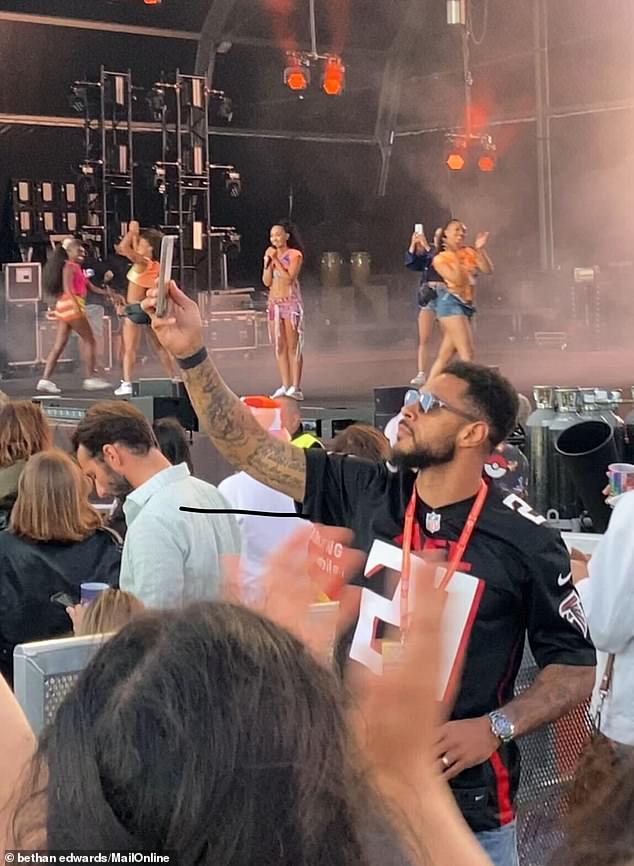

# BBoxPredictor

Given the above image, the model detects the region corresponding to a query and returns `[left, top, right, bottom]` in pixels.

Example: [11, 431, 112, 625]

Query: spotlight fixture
[69, 84, 89, 115]
[445, 136, 468, 171]
[447, 0, 466, 25]
[225, 170, 242, 198]
[146, 88, 166, 122]
[445, 133, 497, 172]
[153, 165, 167, 195]
[477, 134, 497, 172]
[284, 55, 310, 92]
[478, 153, 496, 172]
[218, 96, 234, 123]
[322, 55, 345, 96]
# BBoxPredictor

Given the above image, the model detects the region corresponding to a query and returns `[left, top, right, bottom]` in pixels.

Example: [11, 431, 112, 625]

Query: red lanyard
[400, 478, 488, 634]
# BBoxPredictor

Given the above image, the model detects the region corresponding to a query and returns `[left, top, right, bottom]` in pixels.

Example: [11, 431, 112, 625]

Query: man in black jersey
[143, 284, 596, 866]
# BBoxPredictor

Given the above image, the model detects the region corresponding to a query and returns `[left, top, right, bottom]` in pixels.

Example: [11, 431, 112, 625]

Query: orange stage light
[478, 154, 496, 172]
[143, 0, 162, 5]
[446, 152, 466, 171]
[284, 66, 309, 91]
[322, 56, 345, 96]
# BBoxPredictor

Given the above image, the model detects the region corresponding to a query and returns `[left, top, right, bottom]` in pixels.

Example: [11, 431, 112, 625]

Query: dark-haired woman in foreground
[262, 220, 306, 401]
[5, 532, 494, 866]
[37, 239, 111, 394]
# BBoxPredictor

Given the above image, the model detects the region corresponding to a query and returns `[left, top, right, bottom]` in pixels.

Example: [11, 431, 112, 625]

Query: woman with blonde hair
[0, 401, 51, 531]
[68, 587, 144, 637]
[0, 449, 121, 684]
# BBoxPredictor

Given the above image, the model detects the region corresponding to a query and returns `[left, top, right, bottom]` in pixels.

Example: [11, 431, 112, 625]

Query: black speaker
[374, 386, 406, 431]
[6, 301, 38, 365]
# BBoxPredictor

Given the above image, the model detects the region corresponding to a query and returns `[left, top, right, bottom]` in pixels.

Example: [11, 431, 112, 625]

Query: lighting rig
[70, 67, 135, 256]
[150, 71, 240, 291]
[283, 0, 345, 96]
[445, 0, 497, 173]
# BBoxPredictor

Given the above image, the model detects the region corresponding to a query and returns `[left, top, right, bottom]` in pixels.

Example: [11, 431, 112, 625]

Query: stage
[2, 340, 634, 409]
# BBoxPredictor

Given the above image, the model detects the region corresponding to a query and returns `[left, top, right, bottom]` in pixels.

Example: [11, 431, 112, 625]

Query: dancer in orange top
[114, 221, 178, 396]
[427, 219, 493, 380]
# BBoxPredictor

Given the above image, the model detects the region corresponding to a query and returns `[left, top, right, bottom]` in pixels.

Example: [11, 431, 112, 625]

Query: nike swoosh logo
[558, 573, 572, 586]
[475, 795, 485, 802]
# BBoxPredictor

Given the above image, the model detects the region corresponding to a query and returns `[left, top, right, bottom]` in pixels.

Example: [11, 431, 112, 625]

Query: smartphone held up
[156, 234, 176, 319]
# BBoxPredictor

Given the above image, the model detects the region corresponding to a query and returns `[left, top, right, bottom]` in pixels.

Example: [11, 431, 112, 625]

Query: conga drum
[320, 252, 343, 288]
[350, 251, 371, 288]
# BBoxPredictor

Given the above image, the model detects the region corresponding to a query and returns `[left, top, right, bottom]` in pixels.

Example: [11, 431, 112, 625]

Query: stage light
[284, 57, 310, 92]
[478, 153, 496, 172]
[69, 84, 89, 115]
[225, 170, 242, 198]
[144, 0, 162, 5]
[447, 0, 466, 25]
[218, 96, 233, 123]
[322, 56, 345, 96]
[446, 151, 466, 171]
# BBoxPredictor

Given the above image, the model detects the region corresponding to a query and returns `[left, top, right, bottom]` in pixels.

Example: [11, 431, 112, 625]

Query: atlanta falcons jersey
[298, 449, 596, 833]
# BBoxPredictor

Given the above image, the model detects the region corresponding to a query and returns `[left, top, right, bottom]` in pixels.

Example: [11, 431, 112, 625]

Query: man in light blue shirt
[73, 401, 240, 608]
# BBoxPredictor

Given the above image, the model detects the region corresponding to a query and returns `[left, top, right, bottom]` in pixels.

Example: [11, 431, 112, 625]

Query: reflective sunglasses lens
[419, 392, 435, 413]
[404, 389, 419, 406]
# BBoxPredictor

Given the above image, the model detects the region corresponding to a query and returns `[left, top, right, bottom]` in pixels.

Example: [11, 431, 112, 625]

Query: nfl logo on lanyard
[425, 511, 441, 534]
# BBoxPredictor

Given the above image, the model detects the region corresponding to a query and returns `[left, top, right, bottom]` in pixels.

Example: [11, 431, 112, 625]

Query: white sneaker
[114, 381, 133, 397]
[36, 379, 61, 394]
[286, 386, 304, 401]
[270, 386, 287, 399]
[410, 371, 426, 386]
[83, 377, 110, 391]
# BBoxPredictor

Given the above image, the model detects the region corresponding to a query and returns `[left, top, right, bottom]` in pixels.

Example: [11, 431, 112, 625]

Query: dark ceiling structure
[0, 0, 632, 270]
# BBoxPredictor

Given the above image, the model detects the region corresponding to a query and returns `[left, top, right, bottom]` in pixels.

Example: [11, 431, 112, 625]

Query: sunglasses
[403, 389, 480, 423]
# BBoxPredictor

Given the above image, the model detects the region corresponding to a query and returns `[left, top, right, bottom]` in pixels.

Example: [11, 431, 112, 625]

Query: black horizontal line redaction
[179, 507, 309, 518]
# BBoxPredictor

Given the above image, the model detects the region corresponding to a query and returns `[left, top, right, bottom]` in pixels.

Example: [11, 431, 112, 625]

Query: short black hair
[72, 401, 157, 458]
[443, 360, 519, 447]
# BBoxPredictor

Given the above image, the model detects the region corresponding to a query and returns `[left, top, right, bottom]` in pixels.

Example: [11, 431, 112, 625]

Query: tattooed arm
[184, 357, 306, 500]
[142, 281, 307, 501]
[500, 663, 594, 737]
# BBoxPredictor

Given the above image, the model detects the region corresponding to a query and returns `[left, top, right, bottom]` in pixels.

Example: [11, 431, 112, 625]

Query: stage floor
[2, 342, 633, 410]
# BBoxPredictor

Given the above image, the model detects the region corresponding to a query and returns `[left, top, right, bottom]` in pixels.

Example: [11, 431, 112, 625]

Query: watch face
[492, 712, 514, 740]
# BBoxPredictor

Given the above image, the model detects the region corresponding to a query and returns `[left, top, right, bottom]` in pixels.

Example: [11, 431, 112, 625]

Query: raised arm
[474, 232, 493, 274]
[116, 220, 146, 266]
[142, 282, 307, 502]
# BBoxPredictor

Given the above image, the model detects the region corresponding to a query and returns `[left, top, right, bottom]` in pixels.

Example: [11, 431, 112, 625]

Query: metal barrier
[515, 647, 593, 866]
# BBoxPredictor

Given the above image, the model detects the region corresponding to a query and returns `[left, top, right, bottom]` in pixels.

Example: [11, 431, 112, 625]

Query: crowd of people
[0, 273, 632, 866]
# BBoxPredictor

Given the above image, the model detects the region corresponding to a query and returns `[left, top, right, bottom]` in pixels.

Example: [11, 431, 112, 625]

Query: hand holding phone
[156, 235, 176, 319]
[51, 592, 76, 609]
[414, 223, 424, 236]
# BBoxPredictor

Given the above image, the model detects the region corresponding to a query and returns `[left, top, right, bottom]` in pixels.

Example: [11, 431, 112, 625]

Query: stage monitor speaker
[374, 385, 406, 430]
[38, 317, 79, 365]
[5, 263, 41, 302]
[5, 301, 38, 365]
[129, 395, 199, 433]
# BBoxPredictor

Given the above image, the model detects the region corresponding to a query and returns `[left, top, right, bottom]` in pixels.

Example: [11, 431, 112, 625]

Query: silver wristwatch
[488, 710, 515, 743]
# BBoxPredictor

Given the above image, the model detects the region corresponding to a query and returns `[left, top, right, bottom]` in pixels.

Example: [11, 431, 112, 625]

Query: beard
[389, 439, 456, 471]
[103, 464, 134, 500]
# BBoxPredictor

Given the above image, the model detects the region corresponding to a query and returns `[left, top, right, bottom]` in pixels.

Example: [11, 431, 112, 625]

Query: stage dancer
[427, 220, 493, 380]
[37, 239, 111, 394]
[114, 221, 178, 397]
[262, 220, 305, 401]
[405, 225, 445, 386]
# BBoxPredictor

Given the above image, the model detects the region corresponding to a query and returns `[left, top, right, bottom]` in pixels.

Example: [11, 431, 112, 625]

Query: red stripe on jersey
[490, 751, 514, 825]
